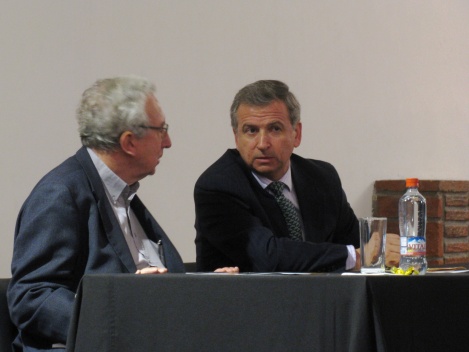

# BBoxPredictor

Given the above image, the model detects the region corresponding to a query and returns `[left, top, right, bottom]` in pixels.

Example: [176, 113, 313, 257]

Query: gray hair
[77, 76, 156, 151]
[230, 80, 301, 130]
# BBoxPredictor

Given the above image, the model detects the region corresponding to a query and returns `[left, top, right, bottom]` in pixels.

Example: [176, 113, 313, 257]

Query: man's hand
[354, 232, 383, 271]
[354, 249, 361, 271]
[353, 233, 401, 271]
[214, 266, 239, 274]
[385, 233, 400, 267]
[364, 231, 383, 266]
[136, 267, 240, 274]
[135, 267, 168, 275]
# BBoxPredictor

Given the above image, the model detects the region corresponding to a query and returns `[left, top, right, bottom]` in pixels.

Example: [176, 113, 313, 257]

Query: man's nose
[163, 133, 172, 148]
[257, 130, 270, 149]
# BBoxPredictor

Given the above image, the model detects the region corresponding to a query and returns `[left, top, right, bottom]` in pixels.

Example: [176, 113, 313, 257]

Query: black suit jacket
[8, 147, 184, 351]
[194, 149, 359, 272]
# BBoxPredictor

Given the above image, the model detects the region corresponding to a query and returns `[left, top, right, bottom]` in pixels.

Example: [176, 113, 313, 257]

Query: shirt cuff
[345, 245, 357, 270]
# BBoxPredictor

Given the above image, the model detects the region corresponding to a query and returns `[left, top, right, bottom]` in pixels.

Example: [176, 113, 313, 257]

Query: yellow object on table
[390, 266, 420, 275]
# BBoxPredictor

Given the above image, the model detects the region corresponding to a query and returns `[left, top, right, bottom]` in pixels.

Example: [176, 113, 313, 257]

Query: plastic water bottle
[398, 178, 427, 275]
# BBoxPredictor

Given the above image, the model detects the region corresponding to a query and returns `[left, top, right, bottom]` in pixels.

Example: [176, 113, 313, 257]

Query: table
[368, 274, 469, 352]
[66, 273, 469, 352]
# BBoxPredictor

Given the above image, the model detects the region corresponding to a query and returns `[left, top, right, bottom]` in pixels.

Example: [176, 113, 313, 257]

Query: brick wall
[372, 180, 469, 266]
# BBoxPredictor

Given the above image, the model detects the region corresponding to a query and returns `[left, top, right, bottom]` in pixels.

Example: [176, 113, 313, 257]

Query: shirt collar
[252, 166, 293, 192]
[87, 148, 139, 204]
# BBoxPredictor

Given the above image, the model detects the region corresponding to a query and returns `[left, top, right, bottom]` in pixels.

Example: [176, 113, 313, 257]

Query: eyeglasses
[139, 123, 169, 136]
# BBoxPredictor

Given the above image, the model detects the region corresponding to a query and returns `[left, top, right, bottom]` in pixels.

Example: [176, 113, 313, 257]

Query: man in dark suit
[194, 80, 400, 273]
[7, 76, 236, 352]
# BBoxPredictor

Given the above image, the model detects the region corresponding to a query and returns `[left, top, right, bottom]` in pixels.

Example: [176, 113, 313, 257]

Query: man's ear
[233, 128, 239, 147]
[293, 122, 302, 148]
[119, 131, 137, 156]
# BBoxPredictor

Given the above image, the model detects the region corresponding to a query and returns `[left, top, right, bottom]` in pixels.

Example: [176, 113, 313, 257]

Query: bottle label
[400, 237, 426, 256]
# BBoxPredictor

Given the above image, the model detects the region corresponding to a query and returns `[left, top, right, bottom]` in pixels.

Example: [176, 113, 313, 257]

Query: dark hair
[230, 80, 300, 129]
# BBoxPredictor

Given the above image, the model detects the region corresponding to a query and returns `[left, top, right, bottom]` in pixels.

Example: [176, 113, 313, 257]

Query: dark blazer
[7, 147, 184, 352]
[194, 149, 359, 272]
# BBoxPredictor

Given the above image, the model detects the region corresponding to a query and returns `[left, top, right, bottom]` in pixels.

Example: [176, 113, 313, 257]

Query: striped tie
[267, 181, 303, 241]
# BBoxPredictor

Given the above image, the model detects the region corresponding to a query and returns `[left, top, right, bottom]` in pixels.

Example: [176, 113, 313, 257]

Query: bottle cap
[406, 178, 419, 188]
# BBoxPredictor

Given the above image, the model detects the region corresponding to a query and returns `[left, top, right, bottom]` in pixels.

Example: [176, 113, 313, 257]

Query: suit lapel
[232, 151, 290, 238]
[130, 195, 161, 243]
[258, 186, 290, 238]
[291, 157, 325, 242]
[75, 147, 137, 273]
[131, 195, 185, 273]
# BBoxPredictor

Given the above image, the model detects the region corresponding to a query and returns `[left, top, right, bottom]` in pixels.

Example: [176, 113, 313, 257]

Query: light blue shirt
[87, 148, 165, 270]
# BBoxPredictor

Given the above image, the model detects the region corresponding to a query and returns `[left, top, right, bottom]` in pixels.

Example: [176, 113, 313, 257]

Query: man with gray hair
[8, 76, 236, 352]
[194, 80, 400, 273]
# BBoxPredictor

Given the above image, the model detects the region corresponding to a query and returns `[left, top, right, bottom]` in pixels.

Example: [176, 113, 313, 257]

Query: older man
[8, 76, 236, 352]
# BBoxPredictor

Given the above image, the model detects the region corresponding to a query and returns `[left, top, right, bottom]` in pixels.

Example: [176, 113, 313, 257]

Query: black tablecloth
[368, 275, 469, 352]
[67, 273, 469, 352]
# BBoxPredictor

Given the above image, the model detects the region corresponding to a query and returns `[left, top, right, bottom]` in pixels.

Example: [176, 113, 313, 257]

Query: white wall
[1, 0, 468, 277]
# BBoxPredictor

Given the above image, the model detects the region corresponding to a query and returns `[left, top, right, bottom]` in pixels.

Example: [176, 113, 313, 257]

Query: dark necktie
[267, 181, 303, 241]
